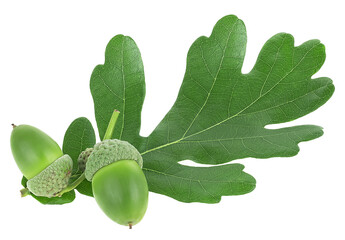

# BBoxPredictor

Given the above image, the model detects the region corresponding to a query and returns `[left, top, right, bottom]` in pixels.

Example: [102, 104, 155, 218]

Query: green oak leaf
[90, 34, 145, 147]
[91, 15, 334, 203]
[142, 16, 334, 163]
[21, 176, 75, 205]
[63, 117, 96, 197]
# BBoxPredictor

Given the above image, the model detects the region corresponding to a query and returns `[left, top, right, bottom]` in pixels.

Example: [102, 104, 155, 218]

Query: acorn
[10, 124, 73, 198]
[83, 139, 148, 228]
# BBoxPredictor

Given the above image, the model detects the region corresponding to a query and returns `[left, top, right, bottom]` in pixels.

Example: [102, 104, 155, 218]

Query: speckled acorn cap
[27, 155, 73, 198]
[78, 148, 93, 172]
[85, 139, 142, 181]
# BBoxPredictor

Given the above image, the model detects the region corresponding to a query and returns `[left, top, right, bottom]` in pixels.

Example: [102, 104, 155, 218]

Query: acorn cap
[27, 154, 73, 198]
[85, 139, 142, 181]
[77, 148, 93, 172]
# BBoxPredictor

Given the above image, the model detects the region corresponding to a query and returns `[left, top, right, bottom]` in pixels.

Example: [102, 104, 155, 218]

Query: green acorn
[10, 124, 73, 198]
[76, 110, 149, 228]
[83, 139, 148, 228]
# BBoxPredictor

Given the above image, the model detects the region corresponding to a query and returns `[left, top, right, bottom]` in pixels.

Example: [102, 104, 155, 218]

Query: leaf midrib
[119, 37, 126, 139]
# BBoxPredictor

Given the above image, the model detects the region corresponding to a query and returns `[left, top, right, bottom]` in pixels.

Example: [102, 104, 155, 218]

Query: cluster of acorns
[10, 111, 148, 229]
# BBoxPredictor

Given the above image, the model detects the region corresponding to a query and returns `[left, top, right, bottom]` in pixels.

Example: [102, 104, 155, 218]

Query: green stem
[55, 173, 86, 197]
[20, 188, 30, 197]
[103, 109, 120, 140]
[55, 109, 120, 197]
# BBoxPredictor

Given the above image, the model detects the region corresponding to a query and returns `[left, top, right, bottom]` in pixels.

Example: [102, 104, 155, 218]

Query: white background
[0, 0, 344, 239]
